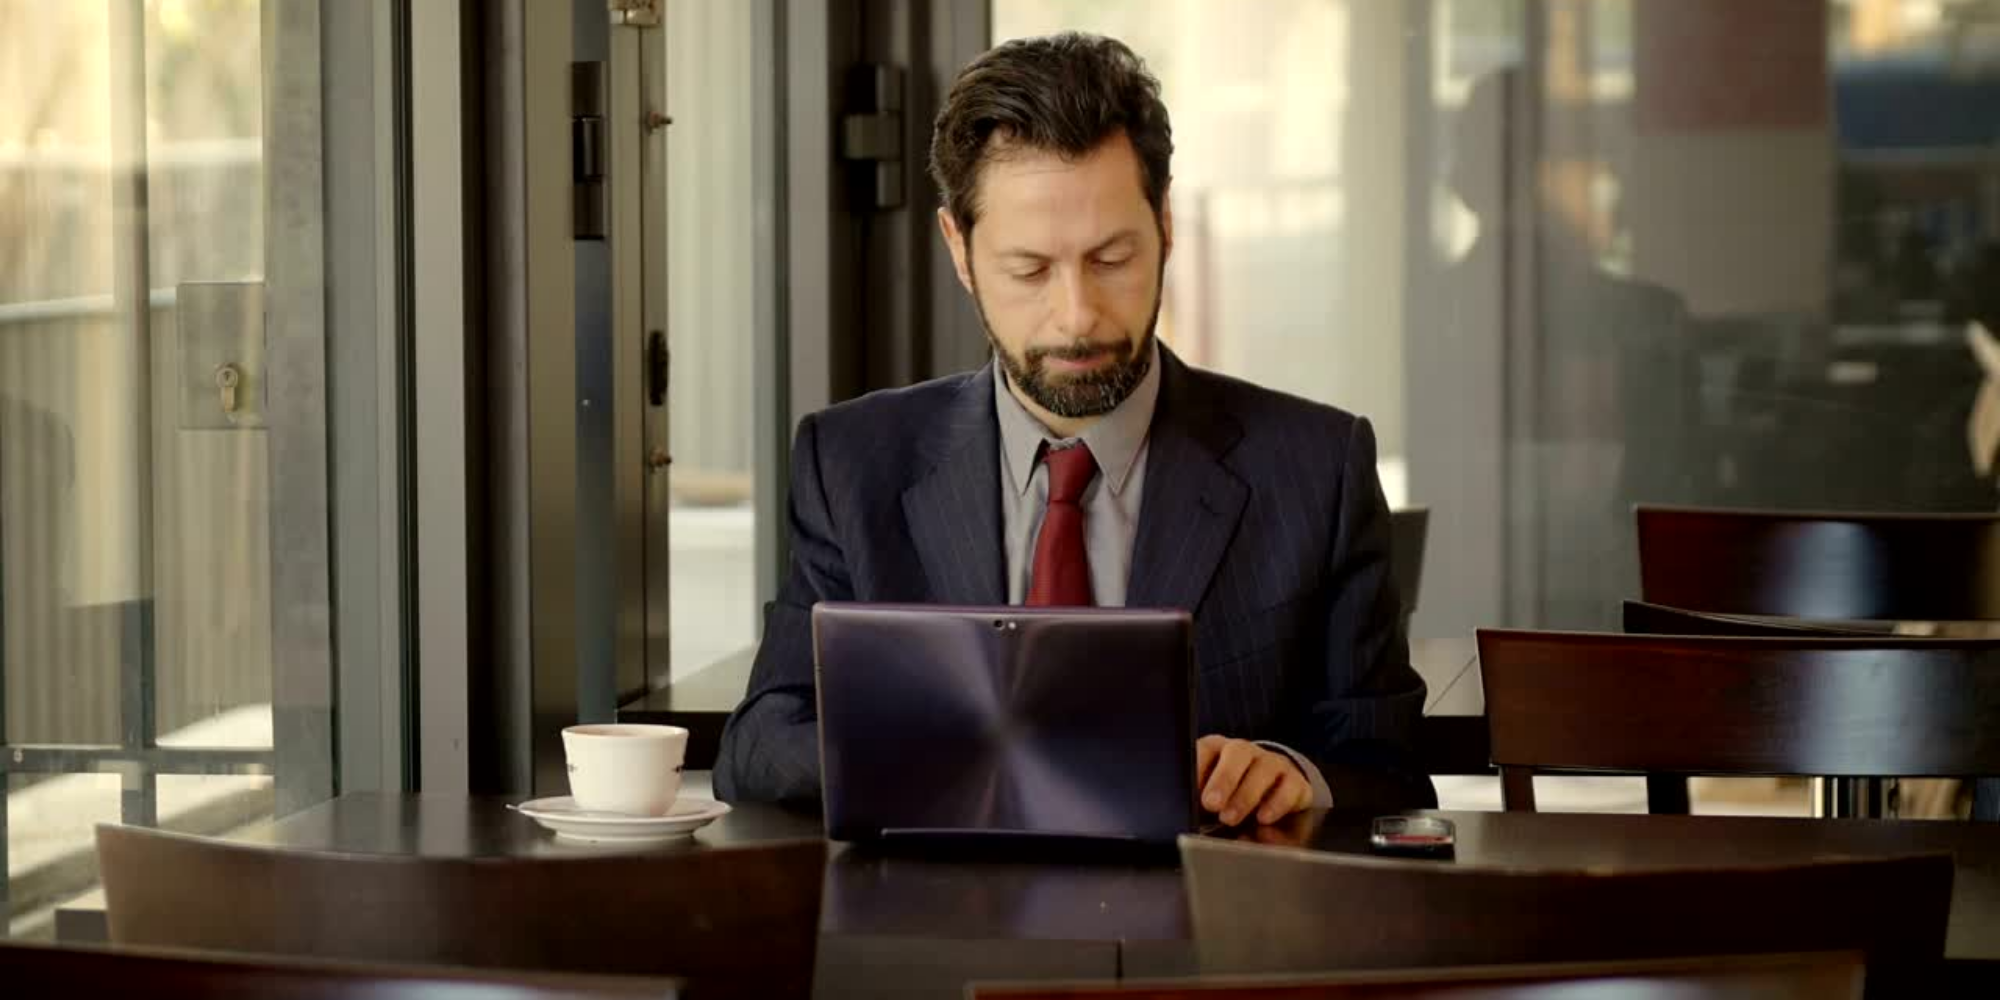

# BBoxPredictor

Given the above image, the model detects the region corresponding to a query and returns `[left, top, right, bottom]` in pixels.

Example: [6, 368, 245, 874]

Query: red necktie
[1027, 442, 1098, 607]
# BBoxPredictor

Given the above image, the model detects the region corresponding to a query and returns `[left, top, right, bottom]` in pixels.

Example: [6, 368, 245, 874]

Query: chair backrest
[96, 825, 825, 1000]
[1389, 507, 1429, 621]
[1619, 600, 2000, 821]
[972, 951, 1866, 999]
[1620, 599, 1894, 638]
[1477, 629, 2000, 811]
[0, 940, 679, 1000]
[1634, 505, 2000, 621]
[1618, 600, 1902, 815]
[1179, 836, 1947, 990]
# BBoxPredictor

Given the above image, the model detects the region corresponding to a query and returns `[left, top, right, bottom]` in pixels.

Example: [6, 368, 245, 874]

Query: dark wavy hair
[929, 32, 1173, 238]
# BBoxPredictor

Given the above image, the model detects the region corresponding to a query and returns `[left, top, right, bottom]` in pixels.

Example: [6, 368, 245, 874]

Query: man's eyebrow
[994, 231, 1141, 262]
[1087, 230, 1141, 254]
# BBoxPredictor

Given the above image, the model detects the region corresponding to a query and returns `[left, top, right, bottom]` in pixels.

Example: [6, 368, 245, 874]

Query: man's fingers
[1257, 770, 1311, 825]
[1195, 735, 1227, 786]
[1201, 740, 1257, 814]
[1223, 755, 1286, 826]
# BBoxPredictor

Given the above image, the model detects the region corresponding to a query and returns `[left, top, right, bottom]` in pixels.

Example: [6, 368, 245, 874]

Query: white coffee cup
[561, 723, 689, 816]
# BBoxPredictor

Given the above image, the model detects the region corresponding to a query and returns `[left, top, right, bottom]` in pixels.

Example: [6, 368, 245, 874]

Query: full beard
[976, 282, 1163, 421]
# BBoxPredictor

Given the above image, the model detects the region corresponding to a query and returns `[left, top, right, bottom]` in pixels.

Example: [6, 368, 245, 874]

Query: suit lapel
[1126, 350, 1248, 613]
[901, 365, 1007, 605]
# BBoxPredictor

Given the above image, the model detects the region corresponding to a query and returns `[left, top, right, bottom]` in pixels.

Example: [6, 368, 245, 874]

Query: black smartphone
[1369, 816, 1455, 859]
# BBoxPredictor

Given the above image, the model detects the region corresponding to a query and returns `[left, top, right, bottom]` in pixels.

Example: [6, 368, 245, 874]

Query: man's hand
[1196, 736, 1314, 826]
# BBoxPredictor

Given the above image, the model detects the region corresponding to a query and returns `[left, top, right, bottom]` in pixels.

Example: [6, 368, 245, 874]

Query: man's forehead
[970, 140, 1155, 252]
[977, 133, 1143, 195]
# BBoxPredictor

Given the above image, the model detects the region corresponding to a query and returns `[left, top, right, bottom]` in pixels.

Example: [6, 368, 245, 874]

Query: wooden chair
[1634, 506, 2000, 818]
[1633, 505, 2000, 622]
[0, 940, 679, 1000]
[1178, 836, 1947, 997]
[1478, 628, 2000, 825]
[1618, 601, 2000, 821]
[1621, 600, 1894, 639]
[973, 951, 1866, 998]
[95, 825, 825, 1000]
[1620, 600, 1887, 814]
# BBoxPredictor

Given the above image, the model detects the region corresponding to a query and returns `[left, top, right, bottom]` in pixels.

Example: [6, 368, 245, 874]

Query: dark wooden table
[228, 775, 2000, 997]
[620, 639, 1493, 775]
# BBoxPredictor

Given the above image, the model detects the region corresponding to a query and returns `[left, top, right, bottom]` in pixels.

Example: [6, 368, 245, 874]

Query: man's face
[939, 131, 1171, 420]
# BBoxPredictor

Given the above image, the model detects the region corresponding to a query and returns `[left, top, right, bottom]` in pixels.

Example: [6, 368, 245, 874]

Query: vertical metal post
[109, 0, 160, 834]
[1504, 0, 1547, 627]
[0, 778, 9, 922]
[609, 6, 658, 702]
[118, 602, 158, 828]
[919, 0, 991, 380]
[639, 7, 675, 692]
[1399, 0, 1437, 638]
[264, 0, 338, 816]
[751, 0, 790, 621]
[390, 0, 420, 793]
[524, 0, 581, 795]
[412, 0, 478, 795]
[1, 444, 10, 919]
[574, 17, 618, 724]
[326, 0, 415, 796]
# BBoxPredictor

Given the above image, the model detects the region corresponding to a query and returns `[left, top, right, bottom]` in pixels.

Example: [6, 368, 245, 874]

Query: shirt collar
[994, 339, 1161, 498]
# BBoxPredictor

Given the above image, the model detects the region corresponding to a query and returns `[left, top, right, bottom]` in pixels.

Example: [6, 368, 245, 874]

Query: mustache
[1027, 340, 1125, 364]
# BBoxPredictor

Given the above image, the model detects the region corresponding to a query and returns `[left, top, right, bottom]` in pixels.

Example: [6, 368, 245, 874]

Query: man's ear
[1159, 179, 1174, 264]
[937, 207, 974, 294]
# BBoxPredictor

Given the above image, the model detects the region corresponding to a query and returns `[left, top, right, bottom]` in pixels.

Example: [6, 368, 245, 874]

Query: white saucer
[511, 795, 732, 844]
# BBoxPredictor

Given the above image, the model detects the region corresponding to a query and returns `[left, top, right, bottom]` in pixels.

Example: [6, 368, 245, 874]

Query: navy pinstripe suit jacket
[714, 347, 1434, 810]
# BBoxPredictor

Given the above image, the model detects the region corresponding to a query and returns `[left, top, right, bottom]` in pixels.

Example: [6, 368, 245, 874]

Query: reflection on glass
[995, 1, 2000, 633]
[2, 0, 122, 746]
[3, 0, 333, 935]
[665, 2, 760, 678]
[6, 774, 120, 940]
[141, 0, 273, 741]
[155, 773, 277, 836]
[989, 1, 1995, 818]
[996, 1, 1409, 505]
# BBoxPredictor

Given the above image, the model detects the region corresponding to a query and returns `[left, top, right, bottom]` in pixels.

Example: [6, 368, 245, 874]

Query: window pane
[992, 0, 2000, 630]
[1, 1, 123, 747]
[142, 0, 273, 743]
[6, 773, 120, 940]
[155, 773, 277, 836]
[664, 1, 760, 679]
[2, 0, 342, 927]
[992, 0, 1994, 817]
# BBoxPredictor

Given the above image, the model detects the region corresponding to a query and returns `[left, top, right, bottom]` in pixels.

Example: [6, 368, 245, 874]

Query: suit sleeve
[713, 414, 850, 806]
[1301, 416, 1435, 809]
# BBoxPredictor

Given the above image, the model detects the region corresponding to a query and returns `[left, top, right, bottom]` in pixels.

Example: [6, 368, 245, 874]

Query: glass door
[1, 0, 339, 937]
[597, 1, 768, 691]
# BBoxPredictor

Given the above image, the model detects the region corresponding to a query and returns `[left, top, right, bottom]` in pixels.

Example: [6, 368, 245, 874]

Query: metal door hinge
[608, 0, 661, 28]
[572, 61, 607, 241]
[841, 65, 906, 211]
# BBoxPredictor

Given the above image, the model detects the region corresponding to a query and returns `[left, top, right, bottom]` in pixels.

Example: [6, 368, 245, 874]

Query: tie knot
[1041, 442, 1098, 504]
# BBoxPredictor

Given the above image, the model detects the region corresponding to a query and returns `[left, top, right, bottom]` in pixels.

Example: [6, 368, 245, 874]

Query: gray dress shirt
[991, 343, 1333, 808]
[994, 347, 1158, 606]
